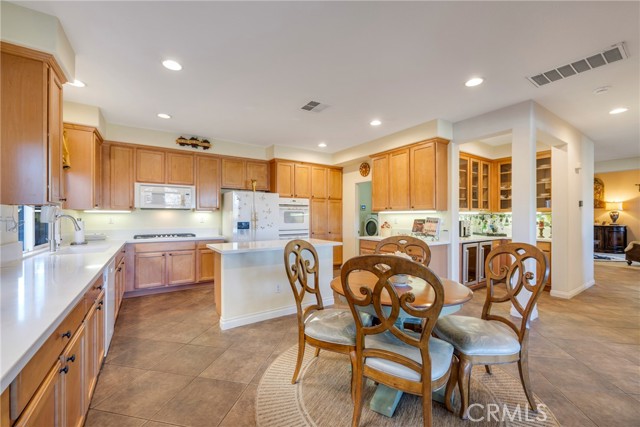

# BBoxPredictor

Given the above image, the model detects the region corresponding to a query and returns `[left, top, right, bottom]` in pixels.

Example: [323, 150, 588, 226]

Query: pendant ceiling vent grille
[301, 100, 329, 112]
[527, 42, 628, 88]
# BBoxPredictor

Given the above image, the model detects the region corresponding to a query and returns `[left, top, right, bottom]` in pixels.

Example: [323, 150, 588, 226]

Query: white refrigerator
[222, 191, 279, 241]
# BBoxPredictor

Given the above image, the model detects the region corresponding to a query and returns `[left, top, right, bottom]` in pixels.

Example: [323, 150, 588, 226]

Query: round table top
[330, 271, 473, 308]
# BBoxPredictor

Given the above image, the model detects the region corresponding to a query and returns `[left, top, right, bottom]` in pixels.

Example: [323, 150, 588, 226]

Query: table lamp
[606, 202, 623, 223]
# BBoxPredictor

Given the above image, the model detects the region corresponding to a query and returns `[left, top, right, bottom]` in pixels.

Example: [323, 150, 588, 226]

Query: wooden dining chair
[341, 254, 455, 427]
[284, 240, 363, 388]
[375, 236, 432, 266]
[433, 242, 549, 419]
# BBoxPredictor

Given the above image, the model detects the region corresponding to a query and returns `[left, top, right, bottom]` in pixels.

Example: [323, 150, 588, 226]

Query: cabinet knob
[117, 267, 122, 272]
[95, 284, 103, 290]
[59, 198, 67, 202]
[59, 366, 69, 374]
[61, 330, 71, 339]
[97, 306, 102, 311]
[66, 354, 76, 363]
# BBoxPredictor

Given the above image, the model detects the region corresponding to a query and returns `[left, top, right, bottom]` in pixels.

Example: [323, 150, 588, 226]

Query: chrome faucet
[49, 214, 81, 252]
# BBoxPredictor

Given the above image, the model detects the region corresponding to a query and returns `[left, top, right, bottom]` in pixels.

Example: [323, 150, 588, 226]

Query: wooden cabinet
[195, 155, 221, 210]
[166, 152, 194, 185]
[594, 225, 627, 254]
[536, 152, 552, 212]
[371, 138, 448, 212]
[459, 155, 469, 210]
[328, 168, 342, 199]
[328, 199, 343, 265]
[166, 250, 196, 286]
[109, 144, 135, 210]
[114, 251, 126, 319]
[63, 124, 103, 210]
[136, 148, 165, 183]
[293, 164, 311, 198]
[196, 242, 216, 283]
[497, 159, 512, 212]
[272, 161, 295, 197]
[460, 154, 492, 212]
[311, 166, 328, 199]
[536, 241, 552, 289]
[221, 158, 269, 190]
[1, 43, 66, 205]
[135, 252, 167, 289]
[270, 160, 326, 199]
[13, 361, 62, 427]
[61, 323, 86, 427]
[311, 198, 329, 237]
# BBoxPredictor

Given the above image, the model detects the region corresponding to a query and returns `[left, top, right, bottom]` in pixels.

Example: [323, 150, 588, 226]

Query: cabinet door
[328, 168, 342, 200]
[294, 164, 311, 198]
[389, 149, 410, 210]
[166, 152, 194, 185]
[136, 148, 165, 183]
[61, 323, 85, 427]
[196, 247, 215, 283]
[95, 293, 105, 371]
[13, 361, 62, 427]
[275, 161, 295, 197]
[311, 166, 328, 199]
[48, 67, 65, 204]
[410, 143, 436, 210]
[221, 158, 246, 189]
[167, 250, 196, 285]
[115, 258, 125, 318]
[480, 161, 491, 211]
[246, 161, 269, 190]
[196, 156, 221, 210]
[63, 125, 102, 210]
[459, 156, 469, 210]
[134, 252, 166, 289]
[84, 304, 97, 410]
[311, 198, 328, 238]
[93, 133, 103, 208]
[371, 155, 389, 212]
[327, 199, 342, 237]
[470, 159, 480, 210]
[498, 161, 512, 212]
[110, 145, 134, 210]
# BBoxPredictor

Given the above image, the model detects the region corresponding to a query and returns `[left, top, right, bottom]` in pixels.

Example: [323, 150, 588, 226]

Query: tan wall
[594, 169, 640, 242]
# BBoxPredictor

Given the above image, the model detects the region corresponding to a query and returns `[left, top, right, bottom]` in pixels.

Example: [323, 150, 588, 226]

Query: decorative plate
[359, 162, 370, 177]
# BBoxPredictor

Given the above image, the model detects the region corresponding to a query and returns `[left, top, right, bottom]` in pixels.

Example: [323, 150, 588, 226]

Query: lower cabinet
[594, 225, 627, 254]
[460, 241, 493, 288]
[114, 251, 126, 319]
[9, 276, 107, 427]
[536, 241, 552, 289]
[196, 243, 215, 283]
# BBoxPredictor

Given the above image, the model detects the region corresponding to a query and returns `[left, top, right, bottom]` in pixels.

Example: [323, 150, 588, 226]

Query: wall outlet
[275, 283, 282, 293]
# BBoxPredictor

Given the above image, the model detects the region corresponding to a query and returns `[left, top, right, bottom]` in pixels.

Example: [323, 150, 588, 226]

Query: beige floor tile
[189, 326, 238, 348]
[152, 377, 246, 427]
[199, 348, 271, 384]
[142, 422, 182, 427]
[107, 339, 185, 369]
[561, 387, 640, 427]
[148, 320, 212, 344]
[220, 383, 258, 427]
[94, 370, 194, 418]
[90, 363, 148, 408]
[149, 344, 226, 377]
[84, 409, 147, 427]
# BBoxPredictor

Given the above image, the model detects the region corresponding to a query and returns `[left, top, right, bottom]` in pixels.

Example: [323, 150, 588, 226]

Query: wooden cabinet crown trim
[369, 137, 450, 158]
[0, 41, 67, 83]
[63, 123, 104, 141]
[269, 158, 343, 170]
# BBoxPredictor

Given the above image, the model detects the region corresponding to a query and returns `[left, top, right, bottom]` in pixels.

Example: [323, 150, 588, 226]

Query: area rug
[594, 252, 626, 262]
[256, 346, 559, 427]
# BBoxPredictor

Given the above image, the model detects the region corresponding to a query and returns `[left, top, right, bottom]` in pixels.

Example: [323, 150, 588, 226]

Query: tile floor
[86, 262, 639, 427]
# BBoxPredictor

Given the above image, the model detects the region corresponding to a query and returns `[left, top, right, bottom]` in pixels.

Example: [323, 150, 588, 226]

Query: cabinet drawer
[84, 275, 105, 305]
[197, 240, 224, 250]
[134, 241, 196, 253]
[10, 299, 86, 419]
[359, 239, 378, 253]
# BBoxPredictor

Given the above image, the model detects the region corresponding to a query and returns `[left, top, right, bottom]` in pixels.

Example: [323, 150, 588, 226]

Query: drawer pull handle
[97, 306, 102, 311]
[60, 366, 69, 374]
[62, 330, 71, 339]
[99, 300, 104, 306]
[67, 354, 76, 363]
[117, 267, 122, 272]
[95, 285, 103, 290]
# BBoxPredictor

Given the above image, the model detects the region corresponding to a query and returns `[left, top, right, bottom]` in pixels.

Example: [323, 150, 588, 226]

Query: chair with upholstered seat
[433, 242, 549, 419]
[341, 254, 455, 427]
[284, 240, 361, 387]
[375, 236, 431, 266]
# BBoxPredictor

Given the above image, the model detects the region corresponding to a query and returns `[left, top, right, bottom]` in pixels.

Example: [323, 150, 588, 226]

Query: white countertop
[0, 240, 126, 392]
[358, 235, 450, 246]
[360, 235, 551, 245]
[126, 235, 225, 244]
[207, 238, 341, 254]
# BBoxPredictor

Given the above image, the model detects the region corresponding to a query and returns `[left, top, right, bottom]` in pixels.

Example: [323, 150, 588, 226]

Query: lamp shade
[606, 202, 623, 211]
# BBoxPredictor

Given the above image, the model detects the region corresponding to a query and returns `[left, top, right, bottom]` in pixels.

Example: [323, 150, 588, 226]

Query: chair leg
[422, 383, 433, 427]
[349, 350, 357, 402]
[291, 335, 306, 384]
[485, 365, 492, 375]
[351, 360, 364, 427]
[457, 356, 473, 420]
[444, 356, 458, 413]
[518, 356, 536, 411]
[314, 347, 321, 357]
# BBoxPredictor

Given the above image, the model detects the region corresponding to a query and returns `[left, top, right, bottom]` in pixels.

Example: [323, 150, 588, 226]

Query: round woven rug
[256, 346, 559, 427]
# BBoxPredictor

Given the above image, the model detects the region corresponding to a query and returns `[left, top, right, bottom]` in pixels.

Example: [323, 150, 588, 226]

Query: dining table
[330, 271, 473, 417]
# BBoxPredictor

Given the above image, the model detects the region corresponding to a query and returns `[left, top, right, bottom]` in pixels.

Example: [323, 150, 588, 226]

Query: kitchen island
[207, 239, 341, 330]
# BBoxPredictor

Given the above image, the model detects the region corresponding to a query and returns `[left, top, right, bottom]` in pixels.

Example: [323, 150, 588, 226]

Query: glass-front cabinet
[480, 161, 490, 211]
[536, 152, 551, 212]
[498, 159, 512, 211]
[470, 159, 479, 210]
[459, 156, 469, 210]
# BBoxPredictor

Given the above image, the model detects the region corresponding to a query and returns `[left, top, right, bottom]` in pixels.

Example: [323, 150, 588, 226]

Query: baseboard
[219, 296, 335, 330]
[550, 280, 595, 299]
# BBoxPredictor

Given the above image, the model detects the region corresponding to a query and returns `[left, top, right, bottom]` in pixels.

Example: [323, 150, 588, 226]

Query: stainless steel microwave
[134, 183, 195, 209]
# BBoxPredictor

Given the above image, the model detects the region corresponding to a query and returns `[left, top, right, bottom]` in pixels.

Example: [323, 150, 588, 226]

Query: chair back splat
[483, 242, 549, 341]
[284, 240, 323, 326]
[375, 236, 432, 266]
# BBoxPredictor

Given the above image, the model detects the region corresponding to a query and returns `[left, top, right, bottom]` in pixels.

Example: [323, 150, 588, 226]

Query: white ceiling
[17, 1, 640, 162]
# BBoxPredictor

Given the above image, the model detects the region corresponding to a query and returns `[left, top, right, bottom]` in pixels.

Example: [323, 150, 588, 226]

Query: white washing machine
[364, 215, 379, 236]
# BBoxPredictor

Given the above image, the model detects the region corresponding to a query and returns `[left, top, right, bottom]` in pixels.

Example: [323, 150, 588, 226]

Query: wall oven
[279, 197, 310, 239]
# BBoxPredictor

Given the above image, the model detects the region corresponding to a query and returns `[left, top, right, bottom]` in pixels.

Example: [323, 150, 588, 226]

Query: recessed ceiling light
[370, 119, 382, 126]
[162, 59, 182, 71]
[609, 107, 628, 115]
[67, 79, 86, 87]
[318, 142, 327, 148]
[157, 113, 171, 119]
[465, 77, 484, 87]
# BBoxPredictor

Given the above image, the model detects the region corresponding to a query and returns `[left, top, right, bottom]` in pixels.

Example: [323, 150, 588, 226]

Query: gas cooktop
[133, 233, 196, 239]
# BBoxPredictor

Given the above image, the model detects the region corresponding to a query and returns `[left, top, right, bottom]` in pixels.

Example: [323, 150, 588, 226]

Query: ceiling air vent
[301, 100, 328, 112]
[527, 42, 628, 87]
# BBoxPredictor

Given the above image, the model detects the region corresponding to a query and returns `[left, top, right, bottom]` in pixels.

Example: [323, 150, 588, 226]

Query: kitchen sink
[54, 243, 111, 255]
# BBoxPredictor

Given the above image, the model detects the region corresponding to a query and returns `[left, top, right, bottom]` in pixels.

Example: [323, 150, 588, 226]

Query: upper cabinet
[293, 164, 311, 198]
[271, 160, 340, 200]
[1, 42, 66, 205]
[371, 138, 449, 212]
[328, 168, 342, 199]
[536, 151, 552, 212]
[135, 148, 195, 185]
[108, 144, 135, 210]
[166, 152, 194, 185]
[311, 166, 328, 199]
[195, 155, 221, 210]
[221, 157, 269, 191]
[497, 159, 512, 212]
[63, 124, 103, 210]
[459, 154, 492, 212]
